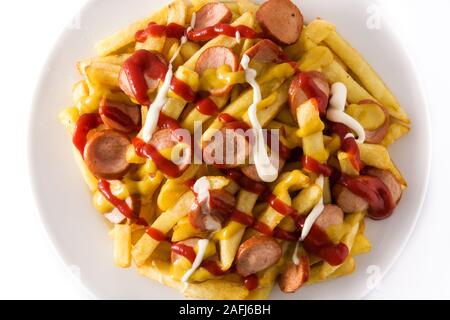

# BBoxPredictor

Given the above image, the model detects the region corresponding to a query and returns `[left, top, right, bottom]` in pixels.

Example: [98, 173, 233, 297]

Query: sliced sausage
[203, 128, 250, 167]
[333, 184, 369, 214]
[149, 128, 190, 171]
[315, 205, 344, 231]
[84, 130, 131, 179]
[236, 236, 282, 277]
[195, 46, 239, 96]
[99, 98, 141, 132]
[289, 71, 330, 119]
[279, 249, 310, 293]
[366, 168, 402, 203]
[360, 102, 391, 144]
[189, 189, 236, 231]
[241, 158, 285, 182]
[256, 0, 304, 45]
[119, 50, 168, 105]
[194, 3, 232, 30]
[244, 39, 288, 64]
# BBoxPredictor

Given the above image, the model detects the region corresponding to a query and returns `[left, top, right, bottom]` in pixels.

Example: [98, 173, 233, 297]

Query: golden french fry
[381, 122, 410, 147]
[324, 31, 409, 123]
[96, 6, 168, 56]
[113, 224, 132, 268]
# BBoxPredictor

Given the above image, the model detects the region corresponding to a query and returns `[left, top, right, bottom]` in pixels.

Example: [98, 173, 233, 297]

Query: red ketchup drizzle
[136, 22, 186, 42]
[72, 113, 103, 154]
[297, 216, 349, 266]
[339, 174, 395, 220]
[229, 210, 254, 227]
[98, 104, 139, 132]
[133, 137, 182, 178]
[218, 113, 238, 123]
[302, 156, 332, 177]
[146, 227, 167, 241]
[157, 112, 181, 131]
[170, 77, 197, 102]
[187, 24, 262, 42]
[97, 179, 135, 220]
[329, 122, 362, 172]
[292, 72, 329, 116]
[121, 50, 168, 105]
[171, 244, 227, 276]
[196, 97, 219, 116]
[244, 274, 259, 291]
[201, 260, 227, 276]
[226, 169, 269, 196]
[267, 194, 297, 217]
[172, 243, 196, 263]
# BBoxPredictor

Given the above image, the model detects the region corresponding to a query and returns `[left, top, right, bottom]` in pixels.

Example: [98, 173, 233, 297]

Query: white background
[0, 0, 448, 299]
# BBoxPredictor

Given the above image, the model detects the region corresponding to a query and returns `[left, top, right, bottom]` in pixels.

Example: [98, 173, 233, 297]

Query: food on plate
[59, 0, 410, 300]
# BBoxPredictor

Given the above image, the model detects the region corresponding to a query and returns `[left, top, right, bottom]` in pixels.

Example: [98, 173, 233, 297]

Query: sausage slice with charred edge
[195, 46, 239, 96]
[236, 236, 282, 277]
[241, 158, 286, 182]
[119, 50, 168, 105]
[289, 71, 331, 120]
[194, 3, 233, 30]
[243, 39, 289, 64]
[189, 189, 236, 231]
[359, 101, 391, 144]
[99, 98, 141, 133]
[315, 204, 345, 231]
[202, 128, 250, 168]
[256, 0, 304, 45]
[366, 168, 402, 203]
[84, 130, 131, 180]
[333, 184, 369, 214]
[148, 128, 190, 171]
[279, 248, 310, 293]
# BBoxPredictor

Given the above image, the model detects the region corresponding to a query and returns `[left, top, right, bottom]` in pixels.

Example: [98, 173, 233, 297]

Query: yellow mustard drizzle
[199, 65, 246, 92]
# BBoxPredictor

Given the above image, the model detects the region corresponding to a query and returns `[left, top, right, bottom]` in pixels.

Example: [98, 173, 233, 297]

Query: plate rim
[27, 0, 432, 300]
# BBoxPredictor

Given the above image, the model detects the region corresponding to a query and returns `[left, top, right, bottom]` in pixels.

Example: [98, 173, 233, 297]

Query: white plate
[29, 0, 431, 299]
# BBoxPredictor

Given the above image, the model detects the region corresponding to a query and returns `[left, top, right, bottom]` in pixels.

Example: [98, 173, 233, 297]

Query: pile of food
[59, 0, 410, 299]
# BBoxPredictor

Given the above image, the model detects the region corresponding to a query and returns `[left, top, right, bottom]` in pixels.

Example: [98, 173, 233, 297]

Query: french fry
[138, 260, 249, 300]
[319, 212, 364, 279]
[113, 224, 132, 268]
[324, 31, 410, 123]
[218, 190, 259, 270]
[381, 122, 410, 147]
[96, 6, 169, 56]
[304, 19, 336, 44]
[359, 143, 406, 186]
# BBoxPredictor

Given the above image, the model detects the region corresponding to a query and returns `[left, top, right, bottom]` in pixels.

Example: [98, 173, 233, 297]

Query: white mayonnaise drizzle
[292, 242, 301, 265]
[240, 54, 279, 183]
[181, 239, 209, 282]
[141, 15, 195, 142]
[300, 175, 325, 241]
[235, 31, 241, 44]
[326, 82, 366, 144]
[193, 177, 211, 205]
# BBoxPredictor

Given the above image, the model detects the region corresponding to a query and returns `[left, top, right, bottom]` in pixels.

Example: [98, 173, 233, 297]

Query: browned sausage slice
[194, 3, 232, 30]
[361, 102, 391, 144]
[333, 184, 369, 213]
[315, 205, 344, 231]
[189, 189, 236, 231]
[99, 98, 141, 132]
[241, 158, 286, 182]
[244, 39, 288, 64]
[279, 249, 310, 293]
[236, 236, 282, 277]
[256, 0, 304, 45]
[195, 46, 239, 96]
[203, 128, 250, 167]
[84, 130, 131, 180]
[289, 71, 330, 120]
[366, 168, 402, 203]
[149, 128, 190, 170]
